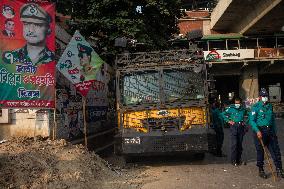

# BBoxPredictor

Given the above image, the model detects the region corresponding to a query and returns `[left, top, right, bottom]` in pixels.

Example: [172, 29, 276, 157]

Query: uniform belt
[231, 121, 244, 126]
[235, 121, 243, 124]
[258, 125, 270, 129]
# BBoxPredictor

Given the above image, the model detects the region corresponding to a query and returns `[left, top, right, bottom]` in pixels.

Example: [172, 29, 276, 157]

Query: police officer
[249, 88, 284, 179]
[223, 97, 247, 166]
[2, 3, 54, 66]
[211, 101, 225, 157]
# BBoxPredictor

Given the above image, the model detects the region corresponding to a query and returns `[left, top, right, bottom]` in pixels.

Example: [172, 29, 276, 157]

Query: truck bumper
[115, 128, 216, 156]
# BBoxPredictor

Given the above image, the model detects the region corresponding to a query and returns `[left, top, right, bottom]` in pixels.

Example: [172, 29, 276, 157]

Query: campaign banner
[0, 0, 55, 108]
[86, 106, 108, 122]
[57, 31, 105, 96]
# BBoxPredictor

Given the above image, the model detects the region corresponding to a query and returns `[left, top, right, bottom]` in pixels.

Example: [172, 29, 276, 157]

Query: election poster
[57, 31, 105, 96]
[0, 0, 55, 108]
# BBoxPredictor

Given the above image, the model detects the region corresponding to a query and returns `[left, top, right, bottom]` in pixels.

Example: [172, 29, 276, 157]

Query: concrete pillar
[203, 20, 211, 35]
[239, 64, 259, 101]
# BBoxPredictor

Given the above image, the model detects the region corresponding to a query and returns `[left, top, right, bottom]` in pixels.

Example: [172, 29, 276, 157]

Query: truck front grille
[152, 137, 187, 152]
[142, 116, 186, 132]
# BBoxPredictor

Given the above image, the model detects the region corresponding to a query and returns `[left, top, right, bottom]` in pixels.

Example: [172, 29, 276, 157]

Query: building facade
[178, 0, 284, 114]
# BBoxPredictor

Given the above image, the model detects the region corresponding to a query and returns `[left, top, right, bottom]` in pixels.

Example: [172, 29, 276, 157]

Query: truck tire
[114, 134, 122, 155]
[123, 156, 134, 163]
[194, 153, 205, 160]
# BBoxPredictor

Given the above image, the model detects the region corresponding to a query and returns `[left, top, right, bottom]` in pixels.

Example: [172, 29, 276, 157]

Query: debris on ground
[0, 139, 7, 144]
[0, 137, 142, 189]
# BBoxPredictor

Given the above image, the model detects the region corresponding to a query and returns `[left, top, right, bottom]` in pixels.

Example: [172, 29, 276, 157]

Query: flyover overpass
[211, 0, 284, 35]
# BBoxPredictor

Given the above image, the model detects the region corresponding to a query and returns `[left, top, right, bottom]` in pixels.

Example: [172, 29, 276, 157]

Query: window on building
[208, 40, 226, 50]
[240, 38, 257, 49]
[0, 109, 2, 117]
[227, 39, 239, 50]
[258, 37, 276, 48]
[277, 37, 284, 48]
[196, 40, 206, 50]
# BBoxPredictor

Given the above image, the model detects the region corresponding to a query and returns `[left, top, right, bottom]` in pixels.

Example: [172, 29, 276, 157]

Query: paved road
[110, 119, 284, 189]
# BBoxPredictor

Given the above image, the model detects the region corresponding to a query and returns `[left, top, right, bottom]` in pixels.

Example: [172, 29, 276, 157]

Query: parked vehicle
[114, 49, 216, 158]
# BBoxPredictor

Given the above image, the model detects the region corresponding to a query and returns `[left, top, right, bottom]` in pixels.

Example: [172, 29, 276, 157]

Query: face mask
[235, 104, 240, 108]
[261, 97, 268, 102]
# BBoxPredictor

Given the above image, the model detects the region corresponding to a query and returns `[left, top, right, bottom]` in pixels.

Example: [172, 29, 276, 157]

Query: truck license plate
[124, 137, 141, 144]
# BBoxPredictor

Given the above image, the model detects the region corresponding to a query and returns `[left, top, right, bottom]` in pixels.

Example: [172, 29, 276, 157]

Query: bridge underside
[211, 0, 284, 35]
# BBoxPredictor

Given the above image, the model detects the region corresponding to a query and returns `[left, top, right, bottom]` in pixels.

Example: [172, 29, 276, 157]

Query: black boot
[231, 161, 238, 167]
[237, 159, 243, 166]
[259, 168, 268, 179]
[276, 168, 284, 178]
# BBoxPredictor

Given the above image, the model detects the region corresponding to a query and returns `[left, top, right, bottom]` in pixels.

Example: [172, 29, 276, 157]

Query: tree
[55, 0, 183, 55]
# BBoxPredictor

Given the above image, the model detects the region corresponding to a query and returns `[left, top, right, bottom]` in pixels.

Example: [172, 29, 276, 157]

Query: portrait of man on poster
[2, 18, 15, 37]
[2, 4, 15, 19]
[2, 3, 54, 66]
[77, 43, 96, 81]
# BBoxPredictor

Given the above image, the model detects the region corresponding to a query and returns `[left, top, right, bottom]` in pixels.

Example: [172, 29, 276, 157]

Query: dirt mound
[0, 137, 136, 189]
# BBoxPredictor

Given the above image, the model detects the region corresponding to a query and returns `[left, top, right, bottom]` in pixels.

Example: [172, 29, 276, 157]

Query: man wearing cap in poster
[77, 43, 96, 81]
[249, 88, 284, 179]
[2, 3, 54, 66]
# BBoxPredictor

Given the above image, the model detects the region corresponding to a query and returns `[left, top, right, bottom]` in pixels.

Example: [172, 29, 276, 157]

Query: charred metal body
[115, 49, 216, 156]
[115, 127, 217, 155]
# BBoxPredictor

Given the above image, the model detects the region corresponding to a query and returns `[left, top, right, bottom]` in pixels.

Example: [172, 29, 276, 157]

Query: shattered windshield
[163, 67, 205, 102]
[122, 71, 160, 105]
[121, 66, 205, 106]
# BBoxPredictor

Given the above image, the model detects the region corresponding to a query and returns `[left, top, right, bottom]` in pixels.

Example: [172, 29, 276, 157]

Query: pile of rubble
[0, 137, 138, 189]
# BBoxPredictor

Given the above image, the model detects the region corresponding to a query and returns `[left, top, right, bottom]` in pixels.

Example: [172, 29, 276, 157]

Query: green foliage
[55, 0, 183, 56]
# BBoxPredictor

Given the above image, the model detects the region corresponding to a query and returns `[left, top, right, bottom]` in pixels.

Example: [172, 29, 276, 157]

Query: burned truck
[114, 49, 215, 157]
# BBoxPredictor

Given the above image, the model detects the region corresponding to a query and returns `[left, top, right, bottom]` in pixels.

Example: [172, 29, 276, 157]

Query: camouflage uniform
[2, 3, 54, 66]
[2, 45, 54, 65]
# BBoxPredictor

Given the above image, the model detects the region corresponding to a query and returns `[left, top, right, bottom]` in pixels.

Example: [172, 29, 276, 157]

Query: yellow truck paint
[120, 107, 206, 132]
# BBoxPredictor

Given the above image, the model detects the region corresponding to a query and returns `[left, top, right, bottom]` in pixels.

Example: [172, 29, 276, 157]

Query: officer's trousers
[214, 126, 224, 154]
[253, 127, 282, 169]
[230, 123, 245, 163]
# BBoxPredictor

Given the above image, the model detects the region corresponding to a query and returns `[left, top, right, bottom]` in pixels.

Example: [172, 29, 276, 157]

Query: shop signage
[204, 49, 254, 61]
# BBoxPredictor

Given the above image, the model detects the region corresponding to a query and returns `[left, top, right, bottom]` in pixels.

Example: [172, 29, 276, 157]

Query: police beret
[77, 43, 93, 58]
[20, 3, 52, 24]
[259, 88, 268, 97]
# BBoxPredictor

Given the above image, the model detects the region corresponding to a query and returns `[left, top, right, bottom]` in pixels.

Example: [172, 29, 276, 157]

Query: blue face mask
[235, 104, 241, 109]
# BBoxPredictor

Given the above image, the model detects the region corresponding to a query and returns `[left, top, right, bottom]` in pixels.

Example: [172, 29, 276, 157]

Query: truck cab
[114, 49, 216, 157]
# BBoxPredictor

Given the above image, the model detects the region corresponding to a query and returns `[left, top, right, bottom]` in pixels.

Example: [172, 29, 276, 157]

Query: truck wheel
[123, 156, 134, 163]
[114, 143, 122, 155]
[194, 153, 205, 160]
[114, 136, 122, 155]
